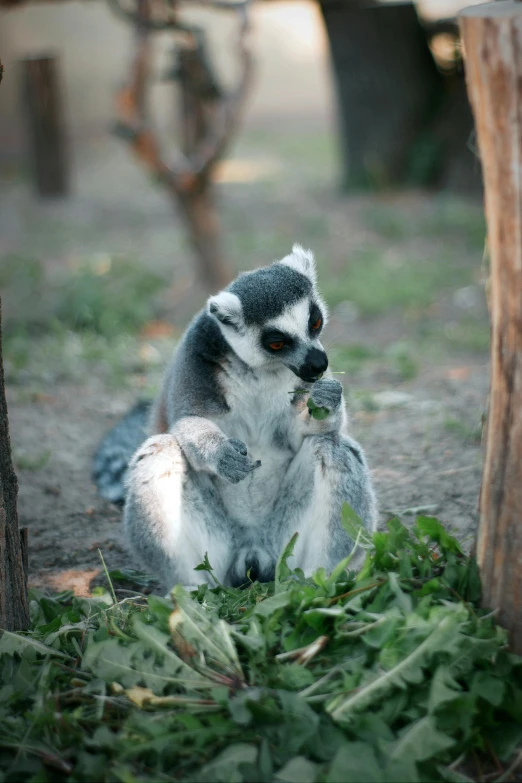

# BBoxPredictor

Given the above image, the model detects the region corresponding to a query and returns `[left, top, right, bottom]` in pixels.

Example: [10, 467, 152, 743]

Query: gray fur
[229, 263, 311, 324]
[95, 245, 377, 589]
[216, 438, 261, 484]
[272, 425, 290, 451]
[160, 314, 231, 420]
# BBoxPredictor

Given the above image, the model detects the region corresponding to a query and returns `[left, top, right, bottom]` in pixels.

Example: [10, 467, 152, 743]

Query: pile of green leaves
[1, 514, 522, 783]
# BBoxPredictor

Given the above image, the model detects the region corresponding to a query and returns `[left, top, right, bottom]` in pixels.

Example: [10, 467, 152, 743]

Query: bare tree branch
[111, 0, 253, 288]
[191, 3, 254, 178]
[113, 0, 253, 195]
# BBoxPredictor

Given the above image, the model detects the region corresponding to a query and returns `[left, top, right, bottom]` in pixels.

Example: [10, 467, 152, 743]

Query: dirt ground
[1, 129, 490, 596]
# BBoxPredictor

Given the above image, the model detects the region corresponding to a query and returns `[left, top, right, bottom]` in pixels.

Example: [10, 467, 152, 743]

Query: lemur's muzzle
[296, 347, 328, 383]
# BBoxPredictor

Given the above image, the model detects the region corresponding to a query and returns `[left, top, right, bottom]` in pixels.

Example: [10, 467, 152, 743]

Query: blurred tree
[110, 0, 253, 291]
[320, 0, 480, 192]
[0, 297, 29, 632]
[22, 56, 70, 197]
[0, 65, 29, 631]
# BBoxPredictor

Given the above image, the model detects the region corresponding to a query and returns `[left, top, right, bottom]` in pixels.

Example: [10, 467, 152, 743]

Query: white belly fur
[215, 367, 296, 526]
[217, 445, 293, 525]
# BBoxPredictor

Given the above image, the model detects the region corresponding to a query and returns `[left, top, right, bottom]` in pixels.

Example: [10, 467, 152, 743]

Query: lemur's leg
[271, 432, 377, 576]
[124, 434, 235, 590]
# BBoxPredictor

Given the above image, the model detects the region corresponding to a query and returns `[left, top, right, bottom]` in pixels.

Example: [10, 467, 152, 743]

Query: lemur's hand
[309, 378, 343, 414]
[216, 438, 261, 484]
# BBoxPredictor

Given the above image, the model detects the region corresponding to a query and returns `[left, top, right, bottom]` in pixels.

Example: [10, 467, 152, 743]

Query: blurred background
[0, 0, 491, 594]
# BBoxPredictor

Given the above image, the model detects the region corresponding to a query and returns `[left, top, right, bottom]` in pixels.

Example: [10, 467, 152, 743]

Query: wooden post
[459, 1, 522, 652]
[0, 297, 29, 632]
[22, 55, 69, 198]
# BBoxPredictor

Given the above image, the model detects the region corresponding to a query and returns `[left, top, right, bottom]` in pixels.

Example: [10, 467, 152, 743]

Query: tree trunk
[320, 0, 443, 189]
[177, 185, 231, 293]
[432, 72, 483, 195]
[175, 44, 232, 292]
[459, 1, 522, 653]
[22, 55, 69, 198]
[0, 297, 29, 632]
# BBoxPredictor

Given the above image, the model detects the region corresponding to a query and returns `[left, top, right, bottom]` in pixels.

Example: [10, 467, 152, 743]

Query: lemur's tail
[92, 400, 152, 506]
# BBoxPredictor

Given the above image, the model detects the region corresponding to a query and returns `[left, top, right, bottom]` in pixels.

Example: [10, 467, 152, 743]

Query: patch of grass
[385, 341, 418, 380]
[1, 254, 168, 341]
[444, 416, 483, 444]
[416, 316, 490, 359]
[2, 332, 32, 372]
[320, 248, 472, 317]
[0, 255, 44, 296]
[363, 207, 410, 241]
[227, 226, 296, 270]
[329, 342, 418, 381]
[421, 199, 487, 251]
[349, 389, 381, 413]
[300, 213, 329, 240]
[0, 256, 48, 332]
[245, 128, 335, 171]
[328, 344, 378, 375]
[363, 199, 486, 251]
[13, 449, 51, 471]
[1, 516, 522, 782]
[442, 318, 490, 353]
[225, 211, 330, 274]
[54, 257, 166, 338]
[4, 329, 173, 391]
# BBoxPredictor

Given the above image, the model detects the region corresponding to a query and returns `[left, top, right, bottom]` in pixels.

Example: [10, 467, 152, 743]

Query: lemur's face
[258, 296, 328, 382]
[207, 245, 329, 382]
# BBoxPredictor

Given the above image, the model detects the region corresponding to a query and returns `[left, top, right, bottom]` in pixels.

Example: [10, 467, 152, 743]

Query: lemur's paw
[310, 378, 343, 412]
[216, 438, 261, 484]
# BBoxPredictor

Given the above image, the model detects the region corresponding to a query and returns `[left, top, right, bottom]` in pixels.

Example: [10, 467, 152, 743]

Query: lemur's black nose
[299, 348, 328, 381]
[309, 349, 328, 374]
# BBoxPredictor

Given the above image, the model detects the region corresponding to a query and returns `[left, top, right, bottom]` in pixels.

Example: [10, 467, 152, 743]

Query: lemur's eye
[312, 317, 322, 330]
[269, 341, 285, 351]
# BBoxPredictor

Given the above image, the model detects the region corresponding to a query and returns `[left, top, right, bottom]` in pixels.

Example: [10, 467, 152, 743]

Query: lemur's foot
[310, 378, 343, 412]
[216, 438, 261, 484]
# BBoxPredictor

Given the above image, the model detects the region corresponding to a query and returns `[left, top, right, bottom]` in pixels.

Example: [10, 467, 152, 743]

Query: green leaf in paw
[307, 397, 329, 420]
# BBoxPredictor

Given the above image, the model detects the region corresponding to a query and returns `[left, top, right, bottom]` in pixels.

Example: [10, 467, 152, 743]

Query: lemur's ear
[207, 291, 244, 332]
[280, 244, 317, 283]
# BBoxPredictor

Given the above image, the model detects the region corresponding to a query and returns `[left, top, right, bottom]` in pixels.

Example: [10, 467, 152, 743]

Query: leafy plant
[54, 257, 166, 338]
[1, 514, 521, 782]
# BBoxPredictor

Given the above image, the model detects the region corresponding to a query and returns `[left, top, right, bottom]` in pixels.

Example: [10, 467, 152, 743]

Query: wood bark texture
[0, 297, 29, 631]
[459, 0, 522, 652]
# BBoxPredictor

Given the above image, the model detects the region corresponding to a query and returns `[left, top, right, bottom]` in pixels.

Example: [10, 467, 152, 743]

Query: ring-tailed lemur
[93, 245, 377, 588]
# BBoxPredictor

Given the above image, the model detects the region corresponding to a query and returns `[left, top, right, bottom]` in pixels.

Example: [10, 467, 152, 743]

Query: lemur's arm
[289, 378, 347, 451]
[172, 416, 260, 484]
